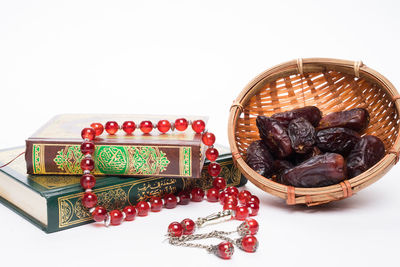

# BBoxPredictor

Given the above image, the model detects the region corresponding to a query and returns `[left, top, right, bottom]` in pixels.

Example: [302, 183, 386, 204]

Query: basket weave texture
[228, 58, 400, 206]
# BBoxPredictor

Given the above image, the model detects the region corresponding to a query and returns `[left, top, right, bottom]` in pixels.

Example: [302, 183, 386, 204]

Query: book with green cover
[0, 146, 247, 233]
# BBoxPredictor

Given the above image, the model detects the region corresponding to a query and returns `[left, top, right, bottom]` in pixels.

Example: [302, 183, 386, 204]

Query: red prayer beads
[240, 235, 258, 253]
[216, 242, 235, 259]
[78, 118, 259, 232]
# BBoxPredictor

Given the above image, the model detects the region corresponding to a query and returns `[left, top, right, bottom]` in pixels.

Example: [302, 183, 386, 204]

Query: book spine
[25, 140, 201, 178]
[46, 157, 247, 233]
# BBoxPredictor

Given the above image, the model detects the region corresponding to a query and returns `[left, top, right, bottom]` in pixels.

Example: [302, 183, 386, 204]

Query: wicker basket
[228, 58, 400, 206]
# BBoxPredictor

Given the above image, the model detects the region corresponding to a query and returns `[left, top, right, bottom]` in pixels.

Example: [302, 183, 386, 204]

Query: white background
[0, 0, 399, 266]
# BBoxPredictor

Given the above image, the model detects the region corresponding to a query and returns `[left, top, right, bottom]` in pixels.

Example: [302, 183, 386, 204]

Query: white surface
[0, 1, 399, 266]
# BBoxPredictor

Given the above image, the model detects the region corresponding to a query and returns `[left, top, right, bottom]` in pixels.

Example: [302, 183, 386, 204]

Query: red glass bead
[216, 241, 234, 259]
[157, 120, 171, 133]
[202, 132, 215, 146]
[206, 147, 219, 162]
[139, 121, 153, 134]
[90, 123, 104, 136]
[244, 218, 259, 235]
[92, 206, 107, 222]
[208, 162, 221, 177]
[223, 202, 237, 211]
[192, 120, 205, 134]
[168, 222, 183, 237]
[177, 191, 190, 205]
[150, 197, 163, 212]
[226, 186, 239, 197]
[80, 174, 96, 189]
[206, 188, 219, 202]
[136, 201, 150, 216]
[164, 194, 178, 209]
[105, 121, 119, 135]
[212, 177, 226, 190]
[238, 190, 252, 205]
[80, 141, 95, 155]
[174, 118, 188, 131]
[235, 205, 249, 221]
[122, 121, 136, 134]
[181, 218, 196, 235]
[224, 196, 238, 207]
[123, 206, 137, 221]
[218, 191, 231, 205]
[110, 210, 123, 226]
[241, 235, 258, 252]
[247, 201, 259, 216]
[81, 128, 96, 140]
[82, 192, 97, 208]
[190, 187, 205, 202]
[80, 158, 95, 171]
[249, 195, 260, 205]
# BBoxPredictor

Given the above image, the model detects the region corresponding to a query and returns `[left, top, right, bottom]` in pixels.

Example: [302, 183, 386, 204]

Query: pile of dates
[246, 106, 385, 188]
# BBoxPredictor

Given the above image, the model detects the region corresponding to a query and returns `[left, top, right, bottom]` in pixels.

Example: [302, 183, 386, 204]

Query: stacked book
[0, 114, 246, 233]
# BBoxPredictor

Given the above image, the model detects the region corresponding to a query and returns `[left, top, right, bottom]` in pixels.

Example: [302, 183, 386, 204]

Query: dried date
[318, 108, 370, 132]
[281, 153, 347, 187]
[294, 146, 322, 165]
[256, 116, 293, 158]
[271, 106, 322, 127]
[316, 127, 361, 155]
[347, 135, 385, 178]
[272, 160, 294, 184]
[288, 117, 316, 154]
[246, 140, 274, 177]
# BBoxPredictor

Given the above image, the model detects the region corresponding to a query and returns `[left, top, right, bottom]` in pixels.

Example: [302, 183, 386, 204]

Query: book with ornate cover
[25, 114, 208, 179]
[0, 146, 247, 233]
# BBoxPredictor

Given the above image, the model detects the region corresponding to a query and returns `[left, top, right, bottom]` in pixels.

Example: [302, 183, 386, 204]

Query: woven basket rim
[228, 57, 400, 206]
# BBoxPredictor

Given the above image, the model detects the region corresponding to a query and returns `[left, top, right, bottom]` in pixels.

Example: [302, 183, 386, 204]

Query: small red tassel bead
[208, 162, 221, 177]
[105, 121, 119, 135]
[235, 205, 249, 221]
[218, 191, 231, 205]
[225, 186, 239, 197]
[80, 174, 96, 189]
[80, 158, 95, 171]
[247, 201, 259, 216]
[192, 120, 205, 133]
[205, 147, 219, 162]
[240, 235, 258, 252]
[181, 218, 196, 235]
[168, 222, 183, 237]
[244, 218, 259, 235]
[164, 194, 178, 209]
[122, 121, 136, 134]
[177, 191, 190, 205]
[80, 141, 95, 155]
[150, 197, 163, 212]
[224, 195, 238, 207]
[206, 187, 219, 202]
[123, 206, 137, 221]
[174, 118, 188, 131]
[238, 190, 252, 205]
[223, 202, 236, 211]
[157, 120, 171, 133]
[202, 132, 215, 146]
[136, 201, 150, 216]
[81, 128, 96, 140]
[190, 187, 205, 202]
[92, 206, 107, 222]
[90, 123, 104, 136]
[216, 242, 234, 259]
[212, 177, 226, 190]
[110, 210, 123, 226]
[82, 192, 97, 208]
[249, 195, 260, 205]
[139, 121, 153, 134]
